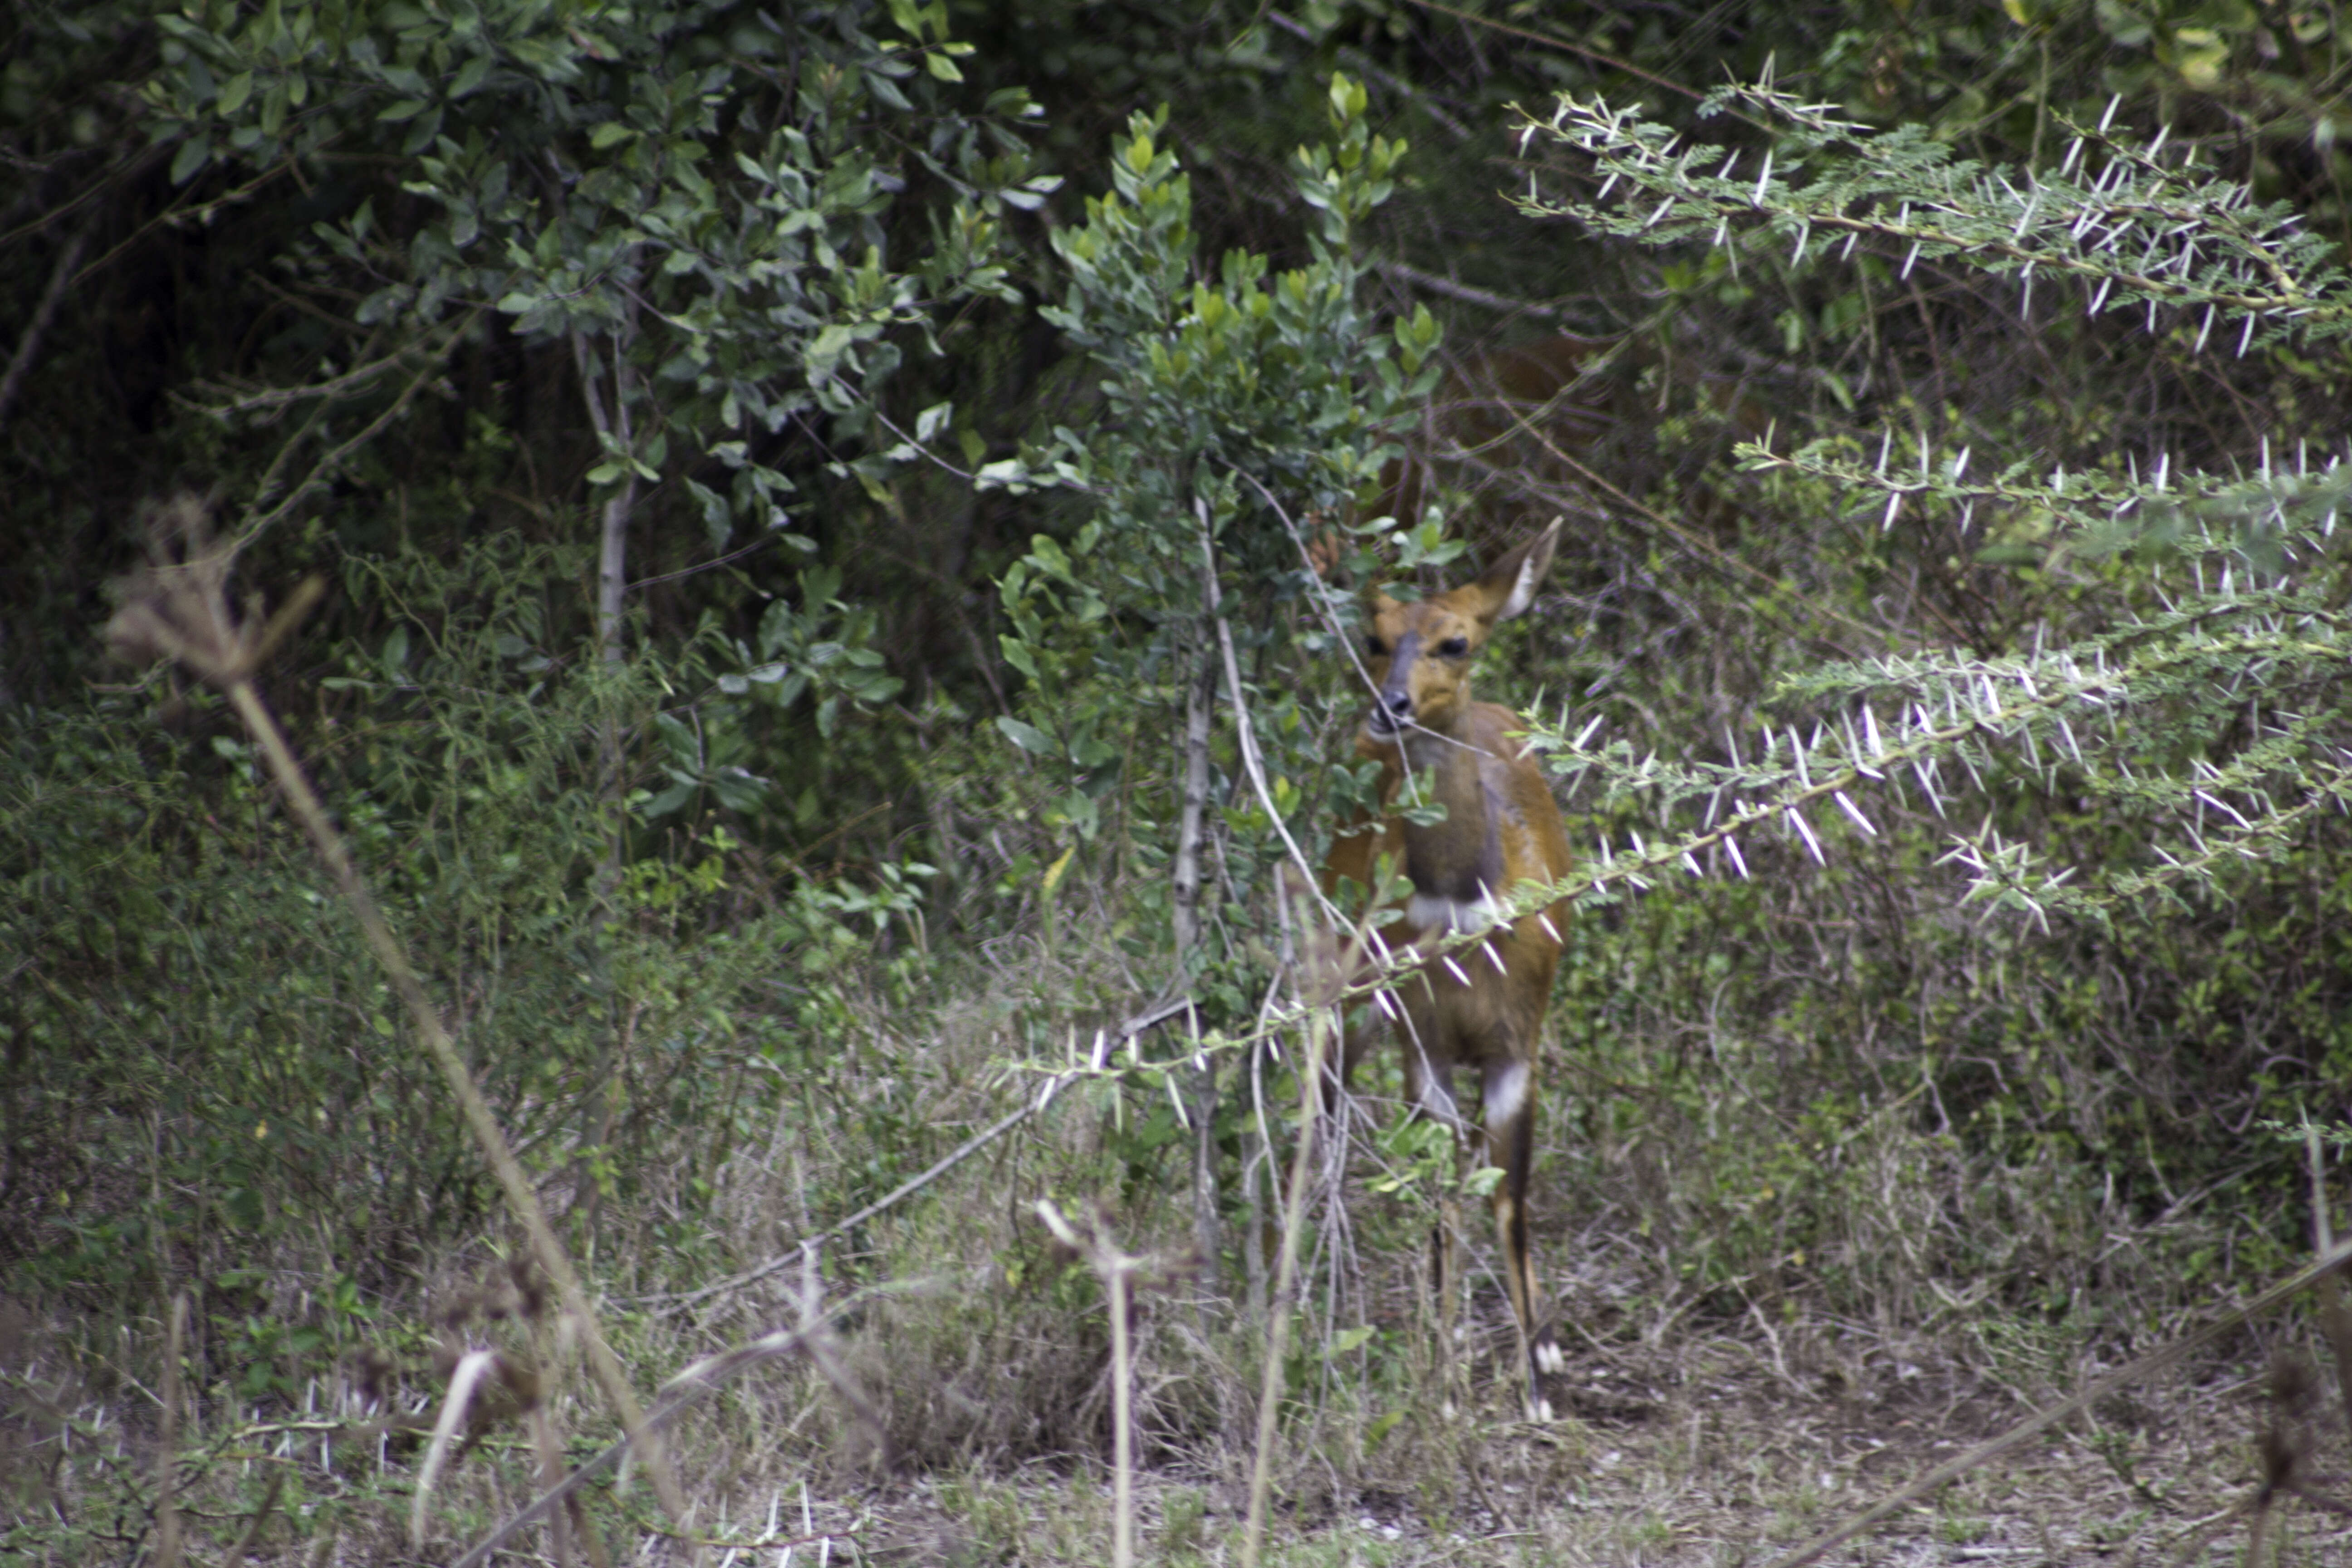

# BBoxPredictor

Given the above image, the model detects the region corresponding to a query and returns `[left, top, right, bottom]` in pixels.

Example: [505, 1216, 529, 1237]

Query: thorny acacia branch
[1517, 84, 2352, 348]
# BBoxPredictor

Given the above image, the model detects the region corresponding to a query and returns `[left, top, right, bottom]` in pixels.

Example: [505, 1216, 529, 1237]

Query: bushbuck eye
[1438, 636, 1470, 657]
[1366, 635, 1388, 657]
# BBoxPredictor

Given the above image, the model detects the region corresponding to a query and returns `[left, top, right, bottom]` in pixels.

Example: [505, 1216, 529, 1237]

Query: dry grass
[6, 779, 2344, 1566]
[10, 991, 2352, 1568]
[11, 1291, 2335, 1566]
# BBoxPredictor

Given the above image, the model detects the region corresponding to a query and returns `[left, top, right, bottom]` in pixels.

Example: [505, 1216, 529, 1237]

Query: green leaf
[168, 135, 211, 186]
[640, 781, 697, 820]
[589, 120, 637, 150]
[451, 53, 492, 98]
[1328, 72, 1367, 123]
[924, 51, 963, 81]
[995, 716, 1057, 755]
[377, 98, 431, 122]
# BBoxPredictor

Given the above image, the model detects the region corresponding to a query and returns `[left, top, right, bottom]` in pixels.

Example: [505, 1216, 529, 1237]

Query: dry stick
[214, 677, 686, 1533]
[103, 527, 695, 1545]
[1401, 0, 1717, 109]
[527, 1404, 573, 1568]
[624, 1518, 862, 1553]
[1107, 1238, 1136, 1568]
[1037, 1202, 1139, 1568]
[1499, 401, 1885, 652]
[412, 1350, 499, 1545]
[1177, 517, 1226, 1289]
[2167, 1494, 2261, 1566]
[795, 1242, 891, 1471]
[1240, 987, 1335, 1568]
[2306, 1124, 2352, 1442]
[0, 217, 90, 437]
[226, 1469, 287, 1563]
[153, 1294, 186, 1568]
[1202, 510, 1343, 913]
[213, 677, 694, 1539]
[1765, 1230, 2352, 1568]
[1376, 258, 1561, 318]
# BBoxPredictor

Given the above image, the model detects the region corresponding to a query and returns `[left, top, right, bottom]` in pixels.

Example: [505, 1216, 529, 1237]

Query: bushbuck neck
[1324, 516, 1573, 1421]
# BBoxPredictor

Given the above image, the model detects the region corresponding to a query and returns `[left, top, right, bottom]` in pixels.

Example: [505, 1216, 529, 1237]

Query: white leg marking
[1535, 1340, 1566, 1375]
[1485, 1061, 1529, 1125]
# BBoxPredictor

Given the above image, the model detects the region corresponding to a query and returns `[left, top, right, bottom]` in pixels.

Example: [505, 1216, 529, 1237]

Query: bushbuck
[1323, 517, 1572, 1421]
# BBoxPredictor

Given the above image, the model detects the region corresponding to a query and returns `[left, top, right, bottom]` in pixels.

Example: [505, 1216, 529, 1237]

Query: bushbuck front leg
[1398, 1026, 1470, 1394]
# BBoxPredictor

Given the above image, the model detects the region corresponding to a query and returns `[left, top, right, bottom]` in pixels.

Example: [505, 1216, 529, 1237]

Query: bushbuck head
[1361, 518, 1562, 748]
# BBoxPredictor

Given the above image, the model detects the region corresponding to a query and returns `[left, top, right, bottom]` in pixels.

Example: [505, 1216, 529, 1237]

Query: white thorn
[1833, 790, 1877, 837]
[1787, 807, 1825, 864]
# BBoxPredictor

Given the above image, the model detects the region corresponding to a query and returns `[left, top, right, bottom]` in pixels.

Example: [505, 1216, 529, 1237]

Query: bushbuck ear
[1465, 516, 1563, 625]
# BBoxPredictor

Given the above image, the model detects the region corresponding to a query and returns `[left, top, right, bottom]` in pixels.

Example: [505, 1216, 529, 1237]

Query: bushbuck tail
[1324, 516, 1572, 1421]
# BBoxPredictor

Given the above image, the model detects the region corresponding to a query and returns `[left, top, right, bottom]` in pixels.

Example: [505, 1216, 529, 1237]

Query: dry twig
[1037, 1200, 1142, 1568]
[103, 498, 692, 1548]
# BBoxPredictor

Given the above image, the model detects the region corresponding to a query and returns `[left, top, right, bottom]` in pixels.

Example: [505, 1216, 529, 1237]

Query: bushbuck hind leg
[1483, 1055, 1562, 1421]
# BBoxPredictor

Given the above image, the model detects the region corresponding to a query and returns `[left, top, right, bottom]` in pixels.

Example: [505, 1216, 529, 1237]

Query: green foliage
[147, 0, 1043, 556]
[988, 78, 1433, 989]
[0, 544, 935, 1324]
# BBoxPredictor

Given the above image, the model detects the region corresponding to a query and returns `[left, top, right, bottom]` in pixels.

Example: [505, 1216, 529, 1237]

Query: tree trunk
[572, 328, 638, 671]
[1173, 534, 1226, 1291]
[569, 323, 638, 1228]
[1169, 627, 1215, 962]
